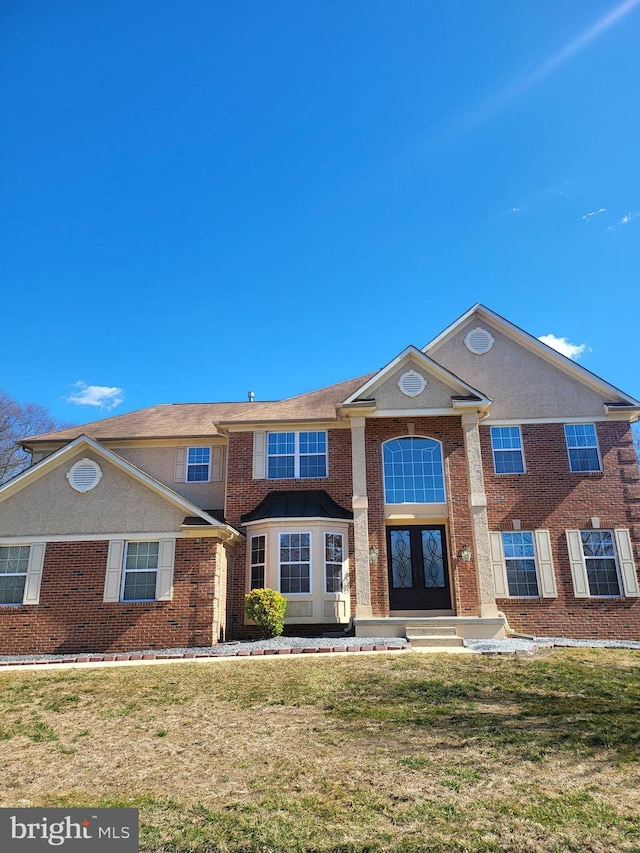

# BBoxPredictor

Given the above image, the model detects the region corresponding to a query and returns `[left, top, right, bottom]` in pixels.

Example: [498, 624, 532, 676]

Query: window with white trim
[501, 532, 539, 596]
[491, 427, 525, 474]
[325, 532, 344, 593]
[187, 447, 211, 482]
[564, 424, 601, 472]
[121, 541, 159, 601]
[0, 545, 29, 605]
[279, 532, 311, 593]
[383, 437, 445, 503]
[250, 535, 266, 590]
[580, 530, 621, 596]
[267, 432, 327, 479]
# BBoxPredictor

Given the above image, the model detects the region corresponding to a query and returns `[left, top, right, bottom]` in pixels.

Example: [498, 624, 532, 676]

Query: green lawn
[1, 648, 639, 852]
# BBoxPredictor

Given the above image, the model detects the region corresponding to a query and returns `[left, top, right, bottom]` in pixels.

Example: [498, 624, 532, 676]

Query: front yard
[1, 648, 639, 852]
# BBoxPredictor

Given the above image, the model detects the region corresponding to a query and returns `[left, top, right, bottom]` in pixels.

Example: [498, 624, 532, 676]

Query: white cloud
[538, 334, 586, 361]
[619, 211, 639, 224]
[66, 381, 124, 410]
[581, 208, 606, 220]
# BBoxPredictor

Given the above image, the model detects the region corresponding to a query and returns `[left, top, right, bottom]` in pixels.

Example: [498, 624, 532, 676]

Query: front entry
[386, 525, 451, 610]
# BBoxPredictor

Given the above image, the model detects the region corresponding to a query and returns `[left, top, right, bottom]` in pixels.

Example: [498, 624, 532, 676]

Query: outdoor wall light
[369, 546, 379, 564]
[459, 544, 472, 562]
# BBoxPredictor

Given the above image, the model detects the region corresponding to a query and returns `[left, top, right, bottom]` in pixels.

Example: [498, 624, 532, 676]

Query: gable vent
[464, 327, 495, 355]
[397, 369, 426, 398]
[67, 458, 103, 493]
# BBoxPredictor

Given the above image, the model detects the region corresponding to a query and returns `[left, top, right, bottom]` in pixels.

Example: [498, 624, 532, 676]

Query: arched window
[382, 437, 445, 504]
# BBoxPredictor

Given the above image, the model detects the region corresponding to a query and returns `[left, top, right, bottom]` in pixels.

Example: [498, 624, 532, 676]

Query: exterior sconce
[459, 544, 472, 562]
[369, 546, 379, 564]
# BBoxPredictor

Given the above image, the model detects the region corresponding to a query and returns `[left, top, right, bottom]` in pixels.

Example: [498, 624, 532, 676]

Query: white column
[350, 416, 372, 617]
[461, 412, 499, 617]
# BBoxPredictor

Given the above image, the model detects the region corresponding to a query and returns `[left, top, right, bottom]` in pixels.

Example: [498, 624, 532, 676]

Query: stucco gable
[342, 346, 490, 414]
[424, 305, 640, 421]
[0, 435, 241, 540]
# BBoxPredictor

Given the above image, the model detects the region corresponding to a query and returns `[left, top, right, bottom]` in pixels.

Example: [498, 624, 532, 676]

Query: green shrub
[244, 588, 287, 638]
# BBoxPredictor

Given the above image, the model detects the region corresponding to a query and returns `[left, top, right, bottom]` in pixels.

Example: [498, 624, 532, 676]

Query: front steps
[354, 615, 505, 641]
[405, 625, 465, 650]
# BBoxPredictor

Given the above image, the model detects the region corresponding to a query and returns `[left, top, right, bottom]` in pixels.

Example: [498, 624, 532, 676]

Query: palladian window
[383, 437, 445, 504]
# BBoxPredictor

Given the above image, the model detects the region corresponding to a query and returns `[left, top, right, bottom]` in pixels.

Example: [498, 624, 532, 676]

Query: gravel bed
[464, 636, 640, 654]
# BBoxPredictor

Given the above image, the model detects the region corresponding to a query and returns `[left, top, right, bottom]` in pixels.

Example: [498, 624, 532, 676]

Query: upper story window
[187, 447, 211, 482]
[491, 427, 525, 474]
[383, 437, 445, 504]
[564, 424, 601, 472]
[267, 432, 327, 479]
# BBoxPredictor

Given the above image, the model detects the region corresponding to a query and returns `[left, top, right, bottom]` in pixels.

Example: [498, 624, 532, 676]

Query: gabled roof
[342, 345, 491, 408]
[21, 402, 261, 446]
[0, 435, 243, 541]
[218, 374, 376, 425]
[424, 303, 640, 408]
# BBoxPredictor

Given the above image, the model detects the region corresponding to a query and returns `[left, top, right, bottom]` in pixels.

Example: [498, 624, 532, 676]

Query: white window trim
[382, 435, 447, 505]
[324, 531, 346, 595]
[249, 534, 266, 590]
[186, 446, 212, 483]
[104, 538, 175, 603]
[0, 542, 46, 606]
[278, 531, 312, 595]
[490, 426, 526, 475]
[489, 530, 556, 599]
[266, 432, 328, 480]
[566, 529, 637, 598]
[564, 424, 602, 473]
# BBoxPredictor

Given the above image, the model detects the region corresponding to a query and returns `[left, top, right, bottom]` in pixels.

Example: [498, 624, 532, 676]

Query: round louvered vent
[397, 369, 426, 398]
[464, 327, 495, 355]
[67, 458, 103, 493]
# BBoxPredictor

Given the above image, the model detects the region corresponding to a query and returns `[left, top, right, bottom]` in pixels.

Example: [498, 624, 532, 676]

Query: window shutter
[23, 542, 46, 605]
[211, 446, 223, 481]
[534, 530, 557, 598]
[156, 539, 175, 601]
[253, 431, 266, 479]
[489, 532, 508, 598]
[104, 539, 125, 602]
[565, 530, 589, 598]
[174, 448, 186, 482]
[613, 529, 639, 597]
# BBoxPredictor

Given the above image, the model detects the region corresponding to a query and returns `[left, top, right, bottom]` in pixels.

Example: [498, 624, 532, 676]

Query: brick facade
[0, 537, 223, 655]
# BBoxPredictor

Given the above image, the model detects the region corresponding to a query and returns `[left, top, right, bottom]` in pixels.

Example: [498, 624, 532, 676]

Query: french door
[386, 525, 451, 610]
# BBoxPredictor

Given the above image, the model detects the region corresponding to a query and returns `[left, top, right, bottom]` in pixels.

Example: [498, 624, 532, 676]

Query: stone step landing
[405, 625, 465, 650]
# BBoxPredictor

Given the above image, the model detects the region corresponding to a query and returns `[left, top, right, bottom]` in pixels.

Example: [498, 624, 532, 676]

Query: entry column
[461, 412, 499, 617]
[350, 416, 373, 617]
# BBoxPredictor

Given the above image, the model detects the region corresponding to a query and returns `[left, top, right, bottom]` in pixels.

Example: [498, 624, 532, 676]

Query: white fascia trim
[243, 516, 353, 527]
[423, 304, 640, 407]
[342, 345, 491, 405]
[368, 408, 465, 418]
[224, 420, 345, 432]
[0, 434, 237, 535]
[484, 416, 612, 426]
[0, 532, 200, 544]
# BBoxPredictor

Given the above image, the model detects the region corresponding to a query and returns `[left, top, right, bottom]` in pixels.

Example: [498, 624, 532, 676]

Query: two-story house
[1, 305, 639, 654]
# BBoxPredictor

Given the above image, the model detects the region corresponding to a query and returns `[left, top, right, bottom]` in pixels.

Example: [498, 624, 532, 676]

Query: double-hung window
[186, 447, 211, 482]
[325, 533, 344, 593]
[250, 536, 266, 590]
[279, 532, 311, 593]
[491, 427, 525, 474]
[121, 541, 159, 601]
[267, 432, 327, 479]
[0, 545, 29, 605]
[564, 424, 601, 472]
[580, 530, 620, 596]
[501, 532, 539, 596]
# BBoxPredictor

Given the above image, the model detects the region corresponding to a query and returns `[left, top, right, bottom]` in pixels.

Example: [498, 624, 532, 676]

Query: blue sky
[1, 1, 639, 423]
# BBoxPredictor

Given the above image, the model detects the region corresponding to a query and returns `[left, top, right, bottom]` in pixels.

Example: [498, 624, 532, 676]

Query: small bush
[244, 588, 287, 638]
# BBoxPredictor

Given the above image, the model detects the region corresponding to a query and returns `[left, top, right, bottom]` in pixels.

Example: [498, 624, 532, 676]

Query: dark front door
[386, 525, 451, 611]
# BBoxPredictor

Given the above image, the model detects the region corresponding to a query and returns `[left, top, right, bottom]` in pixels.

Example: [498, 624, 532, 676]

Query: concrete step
[406, 626, 458, 639]
[407, 635, 465, 649]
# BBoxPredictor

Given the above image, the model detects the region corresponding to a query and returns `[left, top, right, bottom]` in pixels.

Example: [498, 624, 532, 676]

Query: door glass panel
[421, 530, 445, 588]
[390, 529, 413, 588]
